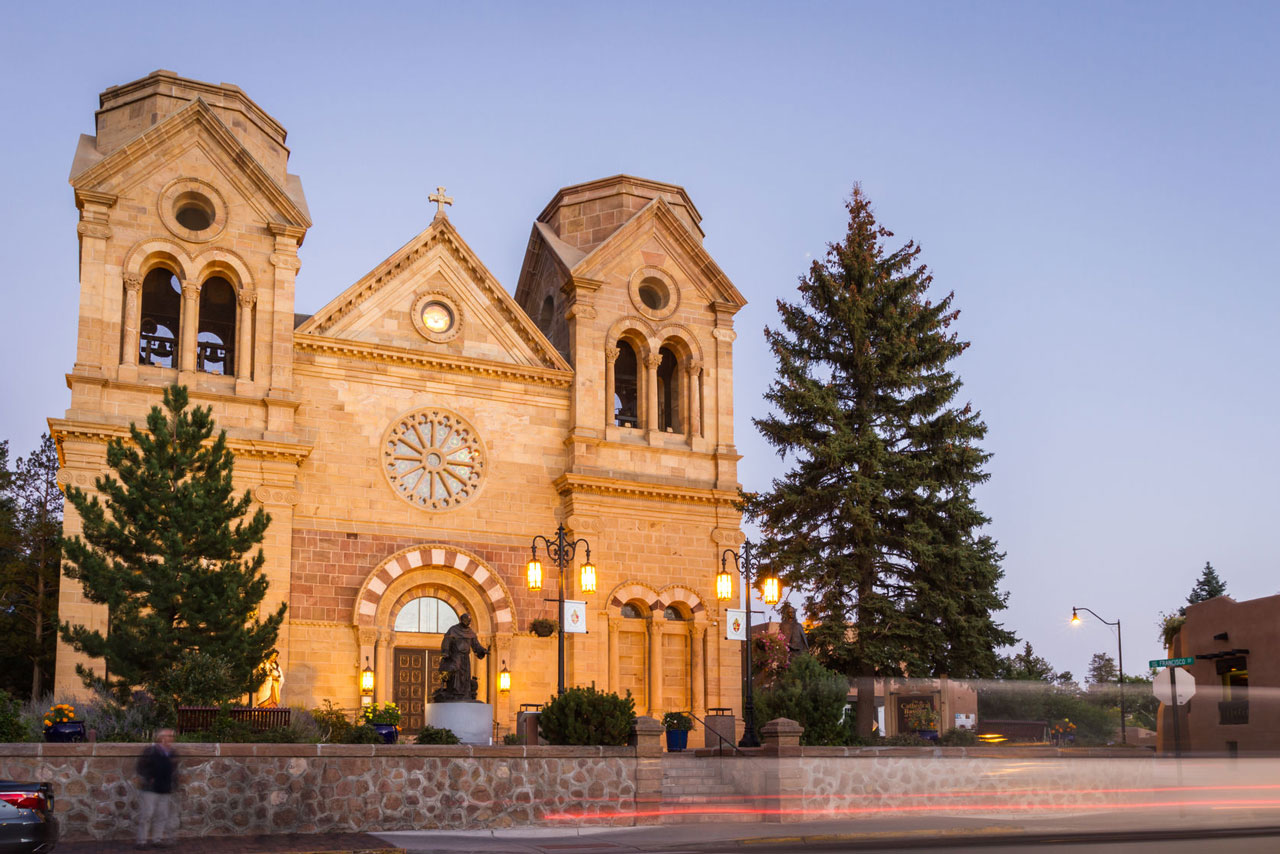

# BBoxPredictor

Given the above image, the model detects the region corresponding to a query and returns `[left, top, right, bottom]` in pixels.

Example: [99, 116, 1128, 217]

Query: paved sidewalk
[56, 832, 402, 854]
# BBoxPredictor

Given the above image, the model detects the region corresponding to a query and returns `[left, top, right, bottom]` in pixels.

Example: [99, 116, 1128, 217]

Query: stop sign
[1152, 667, 1197, 705]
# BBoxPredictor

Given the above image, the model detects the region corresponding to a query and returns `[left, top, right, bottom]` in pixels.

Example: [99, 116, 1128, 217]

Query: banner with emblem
[725, 609, 747, 641]
[564, 600, 588, 634]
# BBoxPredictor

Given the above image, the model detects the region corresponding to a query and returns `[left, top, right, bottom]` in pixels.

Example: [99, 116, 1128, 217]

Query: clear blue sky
[2, 1, 1276, 682]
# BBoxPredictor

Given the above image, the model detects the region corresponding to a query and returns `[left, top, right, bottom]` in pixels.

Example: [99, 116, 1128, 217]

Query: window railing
[139, 332, 176, 367]
[197, 340, 230, 374]
[1219, 699, 1249, 726]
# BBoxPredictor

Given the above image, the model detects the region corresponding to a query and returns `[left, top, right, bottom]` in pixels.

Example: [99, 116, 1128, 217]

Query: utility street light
[527, 524, 596, 696]
[1071, 605, 1126, 746]
[717, 539, 781, 749]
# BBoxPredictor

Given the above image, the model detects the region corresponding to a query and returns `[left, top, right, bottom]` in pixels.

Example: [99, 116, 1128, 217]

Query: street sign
[1150, 657, 1194, 668]
[1152, 667, 1196, 705]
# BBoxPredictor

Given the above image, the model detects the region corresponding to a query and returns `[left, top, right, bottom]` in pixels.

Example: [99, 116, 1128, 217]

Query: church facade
[51, 71, 747, 736]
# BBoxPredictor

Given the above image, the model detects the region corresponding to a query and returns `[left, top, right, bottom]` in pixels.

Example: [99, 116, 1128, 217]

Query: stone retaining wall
[0, 743, 637, 841]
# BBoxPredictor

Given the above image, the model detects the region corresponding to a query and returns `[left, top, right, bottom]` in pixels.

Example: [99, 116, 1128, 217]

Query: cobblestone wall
[0, 743, 637, 842]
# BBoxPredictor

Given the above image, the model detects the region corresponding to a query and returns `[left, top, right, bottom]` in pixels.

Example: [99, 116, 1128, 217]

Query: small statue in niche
[433, 612, 488, 702]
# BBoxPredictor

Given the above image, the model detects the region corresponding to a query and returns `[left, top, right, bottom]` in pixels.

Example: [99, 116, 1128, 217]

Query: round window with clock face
[411, 293, 462, 342]
[422, 302, 453, 333]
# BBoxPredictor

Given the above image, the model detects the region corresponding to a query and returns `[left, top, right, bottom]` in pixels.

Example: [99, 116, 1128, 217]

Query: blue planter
[665, 729, 689, 752]
[372, 724, 398, 744]
[917, 729, 939, 742]
[44, 721, 86, 743]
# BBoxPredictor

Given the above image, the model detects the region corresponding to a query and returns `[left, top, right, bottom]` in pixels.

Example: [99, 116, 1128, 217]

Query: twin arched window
[137, 268, 243, 376]
[610, 338, 701, 438]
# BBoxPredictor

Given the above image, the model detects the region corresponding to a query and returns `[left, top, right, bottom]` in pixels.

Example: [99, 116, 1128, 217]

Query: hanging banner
[725, 609, 747, 641]
[564, 600, 588, 634]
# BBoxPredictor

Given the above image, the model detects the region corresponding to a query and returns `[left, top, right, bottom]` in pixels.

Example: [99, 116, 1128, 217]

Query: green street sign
[1150, 656, 1194, 668]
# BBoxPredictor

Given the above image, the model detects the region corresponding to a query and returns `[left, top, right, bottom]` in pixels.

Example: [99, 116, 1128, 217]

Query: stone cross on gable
[429, 186, 454, 219]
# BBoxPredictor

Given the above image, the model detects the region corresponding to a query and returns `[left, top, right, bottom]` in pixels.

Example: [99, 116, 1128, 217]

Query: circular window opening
[173, 192, 214, 232]
[421, 301, 454, 334]
[637, 278, 670, 311]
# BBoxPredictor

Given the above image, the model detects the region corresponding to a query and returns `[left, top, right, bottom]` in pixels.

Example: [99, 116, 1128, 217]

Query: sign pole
[1170, 667, 1181, 758]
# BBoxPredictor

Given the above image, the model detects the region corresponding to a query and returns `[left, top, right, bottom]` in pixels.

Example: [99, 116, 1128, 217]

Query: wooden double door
[393, 646, 444, 734]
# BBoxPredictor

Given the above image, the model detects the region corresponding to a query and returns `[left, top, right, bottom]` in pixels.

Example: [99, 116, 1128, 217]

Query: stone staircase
[658, 754, 764, 824]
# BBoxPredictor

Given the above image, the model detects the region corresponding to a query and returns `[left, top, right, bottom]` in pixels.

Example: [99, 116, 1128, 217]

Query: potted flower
[662, 711, 694, 752]
[902, 701, 939, 740]
[361, 702, 401, 744]
[43, 703, 86, 743]
[530, 618, 557, 638]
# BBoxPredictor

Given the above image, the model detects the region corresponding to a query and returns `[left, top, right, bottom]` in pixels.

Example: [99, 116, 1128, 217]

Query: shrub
[885, 732, 934, 747]
[155, 650, 241, 716]
[753, 654, 852, 746]
[538, 685, 635, 746]
[417, 725, 461, 745]
[361, 702, 401, 726]
[530, 618, 557, 638]
[0, 690, 26, 743]
[311, 700, 356, 744]
[939, 727, 978, 746]
[82, 689, 162, 742]
[662, 712, 694, 732]
[348, 723, 385, 744]
[502, 732, 520, 745]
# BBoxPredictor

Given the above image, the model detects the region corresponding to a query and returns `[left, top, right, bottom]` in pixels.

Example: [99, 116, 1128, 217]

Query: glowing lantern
[498, 662, 511, 694]
[761, 575, 781, 606]
[526, 558, 543, 592]
[716, 568, 733, 601]
[579, 560, 597, 595]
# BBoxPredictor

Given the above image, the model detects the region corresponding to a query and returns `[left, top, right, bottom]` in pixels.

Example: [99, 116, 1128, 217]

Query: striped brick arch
[353, 545, 513, 632]
[607, 581, 707, 620]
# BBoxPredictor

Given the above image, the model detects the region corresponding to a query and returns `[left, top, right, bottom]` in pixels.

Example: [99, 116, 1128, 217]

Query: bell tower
[52, 71, 313, 696]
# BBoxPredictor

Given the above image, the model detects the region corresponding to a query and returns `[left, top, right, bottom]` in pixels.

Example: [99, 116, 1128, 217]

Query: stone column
[608, 617, 620, 693]
[691, 624, 706, 718]
[632, 716, 664, 812]
[179, 280, 200, 375]
[374, 630, 392, 705]
[267, 224, 306, 434]
[121, 273, 142, 367]
[648, 617, 666, 716]
[685, 361, 702, 441]
[236, 289, 256, 382]
[72, 189, 116, 378]
[644, 352, 661, 437]
[604, 346, 619, 427]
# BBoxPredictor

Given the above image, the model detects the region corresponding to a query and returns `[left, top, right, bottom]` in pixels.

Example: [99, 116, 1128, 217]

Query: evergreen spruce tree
[0, 440, 27, 697]
[1186, 561, 1227, 607]
[59, 385, 285, 709]
[748, 185, 1015, 737]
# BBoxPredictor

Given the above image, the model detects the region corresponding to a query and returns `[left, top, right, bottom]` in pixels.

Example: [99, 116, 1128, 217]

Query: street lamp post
[1071, 606, 1126, 746]
[527, 524, 596, 696]
[717, 539, 781, 749]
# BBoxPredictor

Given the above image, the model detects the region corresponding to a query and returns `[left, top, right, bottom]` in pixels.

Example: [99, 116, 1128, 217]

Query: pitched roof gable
[298, 216, 570, 372]
[69, 98, 310, 230]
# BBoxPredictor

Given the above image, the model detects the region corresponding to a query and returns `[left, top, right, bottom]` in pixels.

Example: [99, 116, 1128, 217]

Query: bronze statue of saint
[778, 602, 808, 655]
[433, 612, 488, 702]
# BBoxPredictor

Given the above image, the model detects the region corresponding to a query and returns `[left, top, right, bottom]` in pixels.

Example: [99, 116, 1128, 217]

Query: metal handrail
[687, 710, 746, 756]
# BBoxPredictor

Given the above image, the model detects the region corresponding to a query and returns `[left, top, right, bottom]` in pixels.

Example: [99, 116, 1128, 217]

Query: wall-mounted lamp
[498, 661, 511, 694]
[360, 656, 375, 706]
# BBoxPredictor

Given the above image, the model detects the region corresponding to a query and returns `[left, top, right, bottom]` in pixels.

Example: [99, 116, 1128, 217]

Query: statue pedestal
[424, 702, 493, 745]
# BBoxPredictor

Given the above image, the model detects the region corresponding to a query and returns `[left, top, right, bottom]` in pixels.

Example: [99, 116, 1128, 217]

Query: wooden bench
[176, 706, 291, 734]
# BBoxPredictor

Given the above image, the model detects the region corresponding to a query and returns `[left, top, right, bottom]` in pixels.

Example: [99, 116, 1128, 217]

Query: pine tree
[748, 185, 1015, 737]
[1087, 652, 1118, 685]
[1186, 561, 1227, 607]
[0, 440, 27, 697]
[6, 436, 62, 697]
[59, 385, 285, 710]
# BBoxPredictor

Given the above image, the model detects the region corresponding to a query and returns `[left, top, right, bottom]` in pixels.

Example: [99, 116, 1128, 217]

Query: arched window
[197, 276, 236, 375]
[538, 294, 555, 333]
[139, 268, 181, 368]
[656, 346, 680, 432]
[393, 596, 461, 633]
[621, 602, 644, 619]
[663, 606, 688, 621]
[614, 340, 639, 428]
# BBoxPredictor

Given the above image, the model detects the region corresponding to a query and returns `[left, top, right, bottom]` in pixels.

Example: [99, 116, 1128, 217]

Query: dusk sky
[2, 1, 1276, 682]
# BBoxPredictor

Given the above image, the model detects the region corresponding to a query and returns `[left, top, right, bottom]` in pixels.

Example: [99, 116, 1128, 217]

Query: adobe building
[1158, 593, 1280, 755]
[51, 70, 748, 737]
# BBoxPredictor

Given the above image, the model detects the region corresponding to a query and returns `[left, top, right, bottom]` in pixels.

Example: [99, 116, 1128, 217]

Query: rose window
[382, 408, 486, 510]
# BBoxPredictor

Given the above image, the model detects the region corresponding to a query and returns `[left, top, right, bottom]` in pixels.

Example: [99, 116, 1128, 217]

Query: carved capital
[237, 289, 258, 308]
[77, 221, 113, 240]
[566, 304, 597, 321]
[357, 627, 379, 647]
[181, 281, 200, 300]
[685, 360, 703, 376]
[712, 328, 737, 343]
[123, 272, 143, 291]
[644, 353, 663, 370]
[269, 253, 302, 271]
[605, 346, 620, 364]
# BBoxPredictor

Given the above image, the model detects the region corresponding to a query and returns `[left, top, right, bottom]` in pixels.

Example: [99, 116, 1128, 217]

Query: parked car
[0, 781, 57, 853]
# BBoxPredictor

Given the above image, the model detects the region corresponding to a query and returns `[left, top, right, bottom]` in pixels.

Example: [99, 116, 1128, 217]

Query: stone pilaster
[647, 616, 666, 716]
[691, 623, 706, 718]
[266, 224, 305, 434]
[72, 190, 117, 378]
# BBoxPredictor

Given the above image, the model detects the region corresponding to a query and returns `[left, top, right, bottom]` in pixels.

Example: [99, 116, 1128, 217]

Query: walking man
[135, 727, 178, 849]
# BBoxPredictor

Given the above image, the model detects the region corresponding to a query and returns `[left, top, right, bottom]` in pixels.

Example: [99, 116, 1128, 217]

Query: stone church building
[51, 71, 747, 736]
